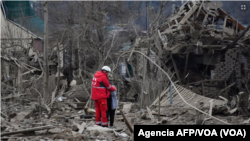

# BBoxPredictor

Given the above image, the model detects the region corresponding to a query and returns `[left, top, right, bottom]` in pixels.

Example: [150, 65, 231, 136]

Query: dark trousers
[106, 109, 116, 126]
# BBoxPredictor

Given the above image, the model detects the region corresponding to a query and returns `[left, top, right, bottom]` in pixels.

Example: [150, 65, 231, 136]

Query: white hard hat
[102, 66, 111, 72]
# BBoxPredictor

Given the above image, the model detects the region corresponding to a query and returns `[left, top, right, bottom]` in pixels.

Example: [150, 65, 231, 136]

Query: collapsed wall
[135, 0, 250, 116]
[155, 0, 250, 98]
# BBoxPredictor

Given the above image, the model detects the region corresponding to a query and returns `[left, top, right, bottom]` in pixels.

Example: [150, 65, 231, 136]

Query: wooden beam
[1, 125, 53, 136]
[1, 94, 25, 100]
[150, 87, 170, 108]
[120, 110, 133, 133]
[229, 24, 250, 48]
[17, 67, 22, 85]
[202, 14, 208, 27]
[196, 1, 204, 18]
[78, 122, 86, 133]
[140, 54, 147, 107]
[218, 8, 245, 30]
[223, 15, 228, 37]
[179, 4, 199, 24]
[1, 58, 19, 67]
[147, 106, 156, 123]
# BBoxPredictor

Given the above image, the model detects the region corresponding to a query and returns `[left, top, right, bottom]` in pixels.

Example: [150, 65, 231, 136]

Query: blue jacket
[110, 90, 118, 110]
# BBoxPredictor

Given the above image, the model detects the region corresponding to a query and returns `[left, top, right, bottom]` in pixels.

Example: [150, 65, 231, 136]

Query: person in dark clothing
[106, 75, 118, 128]
[107, 94, 116, 128]
[62, 66, 77, 90]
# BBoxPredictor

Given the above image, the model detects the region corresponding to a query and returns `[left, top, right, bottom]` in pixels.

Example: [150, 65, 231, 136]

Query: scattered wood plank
[150, 87, 170, 108]
[196, 2, 203, 17]
[74, 98, 81, 102]
[1, 125, 54, 136]
[21, 69, 38, 76]
[1, 94, 25, 100]
[147, 106, 156, 123]
[78, 122, 86, 133]
[179, 4, 199, 24]
[228, 23, 250, 48]
[17, 67, 22, 85]
[218, 8, 245, 30]
[120, 110, 133, 133]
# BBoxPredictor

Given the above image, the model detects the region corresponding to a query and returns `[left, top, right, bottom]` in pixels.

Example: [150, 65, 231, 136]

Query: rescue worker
[91, 66, 116, 127]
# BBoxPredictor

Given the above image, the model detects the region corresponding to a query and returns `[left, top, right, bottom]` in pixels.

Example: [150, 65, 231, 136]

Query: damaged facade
[1, 1, 64, 84]
[142, 0, 250, 116]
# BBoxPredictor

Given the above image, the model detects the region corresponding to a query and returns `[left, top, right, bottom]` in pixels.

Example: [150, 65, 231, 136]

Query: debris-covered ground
[1, 98, 250, 141]
[1, 0, 250, 141]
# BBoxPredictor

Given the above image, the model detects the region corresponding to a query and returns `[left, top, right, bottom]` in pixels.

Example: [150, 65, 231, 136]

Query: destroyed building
[165, 2, 249, 91]
[136, 0, 250, 116]
[1, 1, 250, 140]
[1, 1, 65, 87]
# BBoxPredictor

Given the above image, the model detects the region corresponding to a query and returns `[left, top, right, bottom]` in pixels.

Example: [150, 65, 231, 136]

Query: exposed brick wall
[213, 48, 248, 80]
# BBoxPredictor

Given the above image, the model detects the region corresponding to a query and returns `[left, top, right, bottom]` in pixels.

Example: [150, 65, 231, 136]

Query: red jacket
[91, 71, 116, 100]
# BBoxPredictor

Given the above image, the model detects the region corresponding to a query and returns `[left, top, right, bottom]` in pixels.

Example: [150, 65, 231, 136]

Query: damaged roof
[157, 0, 250, 54]
[1, 1, 44, 39]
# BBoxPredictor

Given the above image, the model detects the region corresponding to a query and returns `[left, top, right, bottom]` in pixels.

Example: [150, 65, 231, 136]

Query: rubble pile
[1, 1, 250, 141]
[1, 100, 250, 141]
[158, 1, 250, 54]
[1, 98, 135, 141]
[148, 0, 250, 115]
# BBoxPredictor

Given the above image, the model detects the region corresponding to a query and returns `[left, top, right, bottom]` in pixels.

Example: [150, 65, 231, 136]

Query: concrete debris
[70, 80, 77, 87]
[116, 132, 129, 138]
[1, 1, 250, 141]
[48, 128, 62, 134]
[76, 122, 86, 133]
[10, 110, 34, 123]
[86, 125, 113, 132]
[122, 103, 133, 114]
[90, 130, 100, 137]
